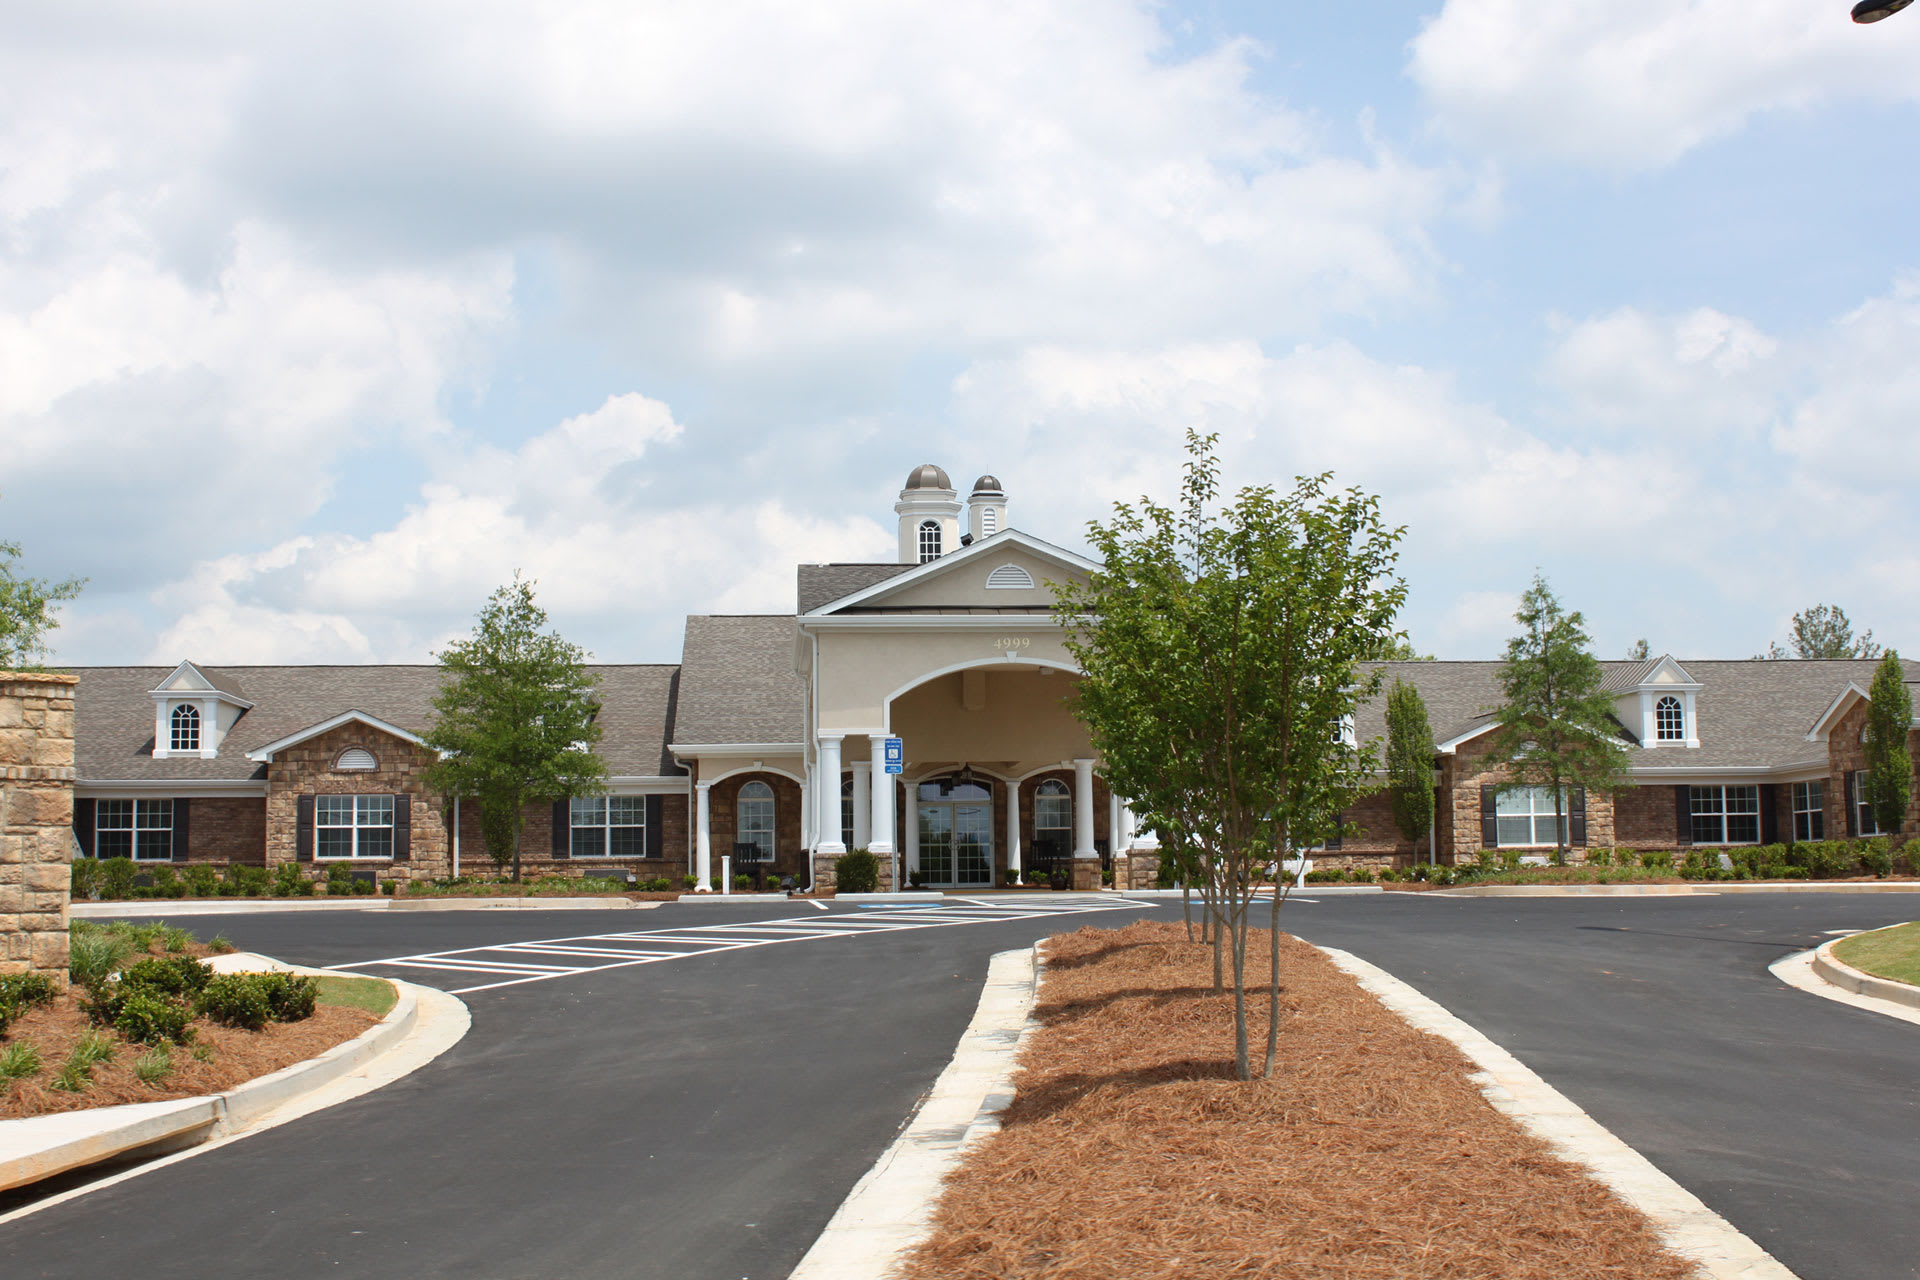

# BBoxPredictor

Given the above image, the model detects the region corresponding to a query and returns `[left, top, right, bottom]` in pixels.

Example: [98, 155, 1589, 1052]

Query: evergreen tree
[1865, 651, 1912, 838]
[424, 576, 607, 881]
[1385, 678, 1435, 860]
[1484, 574, 1632, 855]
[1760, 604, 1881, 660]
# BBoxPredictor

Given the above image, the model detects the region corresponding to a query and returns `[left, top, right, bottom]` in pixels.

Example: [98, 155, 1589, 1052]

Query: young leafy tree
[1760, 604, 1881, 660]
[424, 576, 607, 882]
[1865, 650, 1912, 838]
[1484, 575, 1632, 856]
[1056, 431, 1406, 1081]
[1626, 638, 1650, 661]
[1, 509, 85, 668]
[1385, 678, 1436, 861]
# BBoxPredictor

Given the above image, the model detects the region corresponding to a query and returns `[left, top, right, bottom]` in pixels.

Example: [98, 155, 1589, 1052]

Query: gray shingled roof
[68, 664, 683, 782]
[797, 563, 915, 613]
[1355, 658, 1919, 770]
[671, 616, 806, 746]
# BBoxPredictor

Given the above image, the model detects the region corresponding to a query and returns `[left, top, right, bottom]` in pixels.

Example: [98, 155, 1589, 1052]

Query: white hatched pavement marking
[328, 899, 1145, 994]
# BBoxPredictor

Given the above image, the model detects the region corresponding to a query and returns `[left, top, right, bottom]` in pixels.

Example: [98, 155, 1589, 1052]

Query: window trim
[169, 704, 201, 753]
[1654, 695, 1684, 742]
[1690, 784, 1761, 846]
[1852, 771, 1884, 837]
[1493, 785, 1564, 849]
[94, 798, 174, 861]
[569, 795, 646, 858]
[1033, 778, 1072, 835]
[737, 780, 776, 862]
[1792, 780, 1825, 842]
[917, 520, 943, 564]
[314, 793, 395, 860]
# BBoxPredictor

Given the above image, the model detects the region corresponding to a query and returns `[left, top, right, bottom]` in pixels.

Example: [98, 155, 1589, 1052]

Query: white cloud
[1543, 306, 1782, 435]
[1409, 0, 1920, 168]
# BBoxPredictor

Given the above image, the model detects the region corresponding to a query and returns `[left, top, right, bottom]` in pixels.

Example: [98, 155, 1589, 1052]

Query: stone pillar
[815, 735, 845, 856]
[1071, 758, 1100, 890]
[694, 781, 713, 891]
[850, 761, 871, 849]
[1, 673, 77, 989]
[1004, 780, 1022, 881]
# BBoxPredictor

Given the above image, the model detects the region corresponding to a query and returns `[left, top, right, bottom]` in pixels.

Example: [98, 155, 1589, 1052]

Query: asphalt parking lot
[4, 892, 1916, 1280]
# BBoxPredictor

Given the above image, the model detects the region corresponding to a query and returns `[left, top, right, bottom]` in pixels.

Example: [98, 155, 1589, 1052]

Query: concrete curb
[1810, 929, 1920, 1010]
[1319, 945, 1798, 1280]
[1769, 924, 1920, 1028]
[788, 944, 1039, 1280]
[0, 957, 467, 1199]
[73, 896, 662, 917]
[1433, 882, 1920, 898]
[389, 896, 653, 911]
[1122, 885, 1385, 898]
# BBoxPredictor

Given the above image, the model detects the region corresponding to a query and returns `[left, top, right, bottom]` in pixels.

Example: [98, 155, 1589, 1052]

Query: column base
[1126, 849, 1161, 890]
[1071, 858, 1103, 892]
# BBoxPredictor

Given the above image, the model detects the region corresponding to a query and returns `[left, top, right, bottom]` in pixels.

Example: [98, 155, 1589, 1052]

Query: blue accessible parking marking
[327, 897, 1148, 994]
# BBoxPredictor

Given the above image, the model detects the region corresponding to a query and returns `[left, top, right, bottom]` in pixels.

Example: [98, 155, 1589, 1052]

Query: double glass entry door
[916, 778, 994, 887]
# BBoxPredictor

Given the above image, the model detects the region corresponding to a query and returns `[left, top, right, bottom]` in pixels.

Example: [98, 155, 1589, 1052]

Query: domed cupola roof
[971, 475, 1003, 494]
[904, 463, 953, 491]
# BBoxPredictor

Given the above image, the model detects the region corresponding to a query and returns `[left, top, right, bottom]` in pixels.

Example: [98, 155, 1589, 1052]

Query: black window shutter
[645, 795, 664, 859]
[392, 794, 411, 861]
[1324, 811, 1342, 852]
[1674, 786, 1692, 847]
[1569, 787, 1587, 847]
[296, 795, 315, 862]
[1760, 784, 1780, 845]
[172, 797, 191, 862]
[1846, 771, 1859, 836]
[552, 799, 570, 857]
[1480, 784, 1497, 848]
[74, 797, 96, 857]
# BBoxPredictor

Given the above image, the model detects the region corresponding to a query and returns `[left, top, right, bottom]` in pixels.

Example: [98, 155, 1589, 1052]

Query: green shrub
[1786, 840, 1852, 879]
[835, 849, 880, 894]
[70, 857, 102, 900]
[325, 862, 354, 894]
[99, 856, 138, 900]
[227, 864, 270, 897]
[272, 863, 315, 897]
[1859, 837, 1894, 879]
[1899, 839, 1920, 877]
[133, 1042, 173, 1086]
[208, 933, 237, 954]
[1428, 865, 1458, 886]
[1639, 850, 1674, 871]
[0, 972, 59, 1036]
[682, 875, 700, 891]
[196, 974, 273, 1030]
[0, 1041, 42, 1082]
[112, 990, 195, 1045]
[1024, 867, 1048, 885]
[257, 972, 318, 1022]
[183, 864, 222, 898]
[1586, 849, 1611, 868]
[119, 954, 213, 998]
[732, 873, 754, 890]
[68, 928, 133, 990]
[149, 865, 187, 898]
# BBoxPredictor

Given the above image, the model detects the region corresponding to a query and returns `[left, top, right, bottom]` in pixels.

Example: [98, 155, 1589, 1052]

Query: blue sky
[5, 0, 1918, 666]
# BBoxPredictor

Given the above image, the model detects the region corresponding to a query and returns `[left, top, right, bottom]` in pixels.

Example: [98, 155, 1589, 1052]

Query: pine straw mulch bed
[896, 920, 1700, 1280]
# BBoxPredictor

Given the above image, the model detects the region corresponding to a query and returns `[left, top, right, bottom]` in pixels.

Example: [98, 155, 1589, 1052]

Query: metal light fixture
[1853, 0, 1913, 21]
[955, 762, 975, 789]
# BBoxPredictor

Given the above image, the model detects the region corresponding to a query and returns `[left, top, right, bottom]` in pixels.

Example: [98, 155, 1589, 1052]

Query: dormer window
[918, 520, 943, 563]
[170, 704, 201, 752]
[1655, 696, 1684, 742]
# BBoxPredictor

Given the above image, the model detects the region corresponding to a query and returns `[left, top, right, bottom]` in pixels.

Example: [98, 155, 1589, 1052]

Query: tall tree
[1865, 651, 1912, 838]
[1056, 431, 1405, 1081]
[1385, 678, 1436, 861]
[0, 506, 86, 668]
[1625, 638, 1650, 661]
[423, 576, 607, 882]
[1760, 604, 1882, 660]
[1484, 575, 1632, 855]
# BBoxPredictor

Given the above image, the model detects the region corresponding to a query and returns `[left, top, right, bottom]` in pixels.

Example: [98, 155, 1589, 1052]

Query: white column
[694, 782, 713, 891]
[816, 735, 845, 855]
[1004, 780, 1022, 877]
[851, 761, 872, 849]
[1072, 758, 1097, 859]
[1117, 796, 1136, 851]
[869, 737, 896, 857]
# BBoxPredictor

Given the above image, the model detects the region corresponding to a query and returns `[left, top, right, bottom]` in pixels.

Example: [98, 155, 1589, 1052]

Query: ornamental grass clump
[50, 1032, 116, 1092]
[67, 927, 132, 990]
[0, 1041, 42, 1083]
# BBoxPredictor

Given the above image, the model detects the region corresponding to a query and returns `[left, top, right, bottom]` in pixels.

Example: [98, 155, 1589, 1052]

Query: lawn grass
[315, 974, 397, 1016]
[1833, 921, 1920, 987]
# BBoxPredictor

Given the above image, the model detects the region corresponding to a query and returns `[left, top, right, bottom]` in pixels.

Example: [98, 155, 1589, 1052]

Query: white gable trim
[246, 711, 430, 763]
[1805, 683, 1872, 742]
[1634, 655, 1702, 692]
[149, 660, 254, 709]
[801, 529, 1098, 616]
[1435, 719, 1500, 755]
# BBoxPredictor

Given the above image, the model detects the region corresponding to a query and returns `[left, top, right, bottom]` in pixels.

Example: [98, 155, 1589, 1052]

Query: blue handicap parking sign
[883, 737, 904, 774]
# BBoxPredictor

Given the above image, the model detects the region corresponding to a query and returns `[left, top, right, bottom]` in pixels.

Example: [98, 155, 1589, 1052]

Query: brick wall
[707, 772, 805, 878]
[179, 797, 267, 864]
[1, 673, 76, 988]
[452, 792, 691, 881]
[265, 723, 450, 883]
[1826, 701, 1920, 839]
[1613, 784, 1683, 849]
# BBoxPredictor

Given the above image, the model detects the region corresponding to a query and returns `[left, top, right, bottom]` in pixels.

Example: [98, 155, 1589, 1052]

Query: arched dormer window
[337, 748, 377, 772]
[1655, 695, 1684, 742]
[170, 704, 201, 752]
[918, 520, 943, 564]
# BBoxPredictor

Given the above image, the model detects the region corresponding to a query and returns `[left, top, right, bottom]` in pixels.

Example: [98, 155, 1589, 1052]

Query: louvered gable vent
[986, 563, 1035, 590]
[337, 748, 378, 772]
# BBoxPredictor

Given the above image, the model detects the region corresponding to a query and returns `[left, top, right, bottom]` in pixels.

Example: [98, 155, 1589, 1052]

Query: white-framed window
[316, 794, 394, 859]
[170, 704, 200, 752]
[337, 748, 377, 772]
[1034, 777, 1072, 841]
[570, 796, 645, 857]
[1690, 784, 1760, 845]
[918, 520, 942, 564]
[1850, 771, 1883, 836]
[841, 776, 855, 847]
[1494, 786, 1563, 848]
[737, 781, 775, 861]
[1655, 696, 1684, 742]
[95, 799, 173, 861]
[1792, 780, 1825, 841]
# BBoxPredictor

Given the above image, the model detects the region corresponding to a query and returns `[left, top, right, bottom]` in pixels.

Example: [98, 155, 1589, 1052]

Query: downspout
[806, 627, 822, 894]
[452, 796, 461, 879]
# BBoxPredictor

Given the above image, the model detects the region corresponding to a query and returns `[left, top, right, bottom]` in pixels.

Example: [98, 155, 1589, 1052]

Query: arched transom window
[1655, 695, 1685, 742]
[918, 520, 943, 563]
[337, 748, 377, 772]
[738, 781, 775, 862]
[170, 703, 200, 752]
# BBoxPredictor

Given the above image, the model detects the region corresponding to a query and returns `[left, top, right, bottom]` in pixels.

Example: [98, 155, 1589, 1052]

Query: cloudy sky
[6, 0, 1918, 666]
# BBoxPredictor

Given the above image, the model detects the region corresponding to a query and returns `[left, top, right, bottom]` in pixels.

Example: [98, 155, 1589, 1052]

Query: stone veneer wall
[1827, 701, 1920, 839]
[451, 793, 691, 880]
[1440, 735, 1619, 862]
[1, 673, 77, 988]
[264, 722, 450, 882]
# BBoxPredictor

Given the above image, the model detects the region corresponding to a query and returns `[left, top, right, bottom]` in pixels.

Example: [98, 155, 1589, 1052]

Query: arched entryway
[913, 773, 995, 887]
